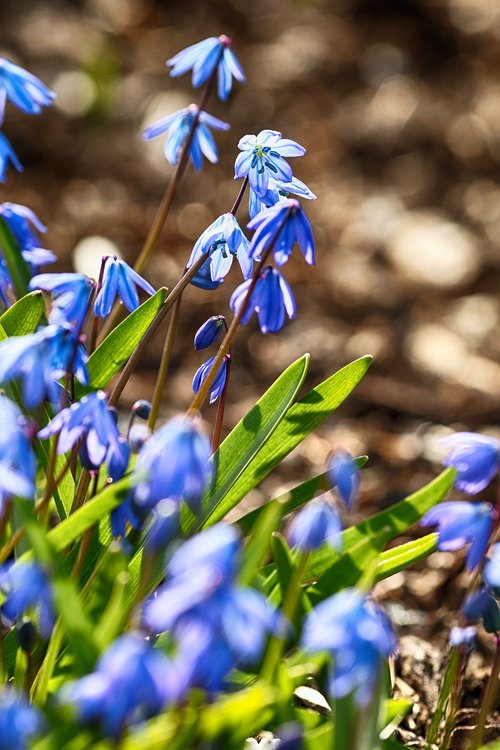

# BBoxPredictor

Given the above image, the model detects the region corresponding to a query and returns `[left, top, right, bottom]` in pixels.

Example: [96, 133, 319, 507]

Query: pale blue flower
[94, 257, 155, 318]
[0, 395, 36, 513]
[187, 213, 252, 282]
[0, 58, 55, 121]
[249, 175, 316, 219]
[328, 449, 360, 509]
[421, 501, 495, 571]
[0, 687, 44, 750]
[441, 432, 500, 494]
[167, 35, 245, 101]
[0, 133, 22, 181]
[0, 562, 54, 638]
[288, 499, 342, 552]
[30, 272, 93, 329]
[235, 130, 305, 198]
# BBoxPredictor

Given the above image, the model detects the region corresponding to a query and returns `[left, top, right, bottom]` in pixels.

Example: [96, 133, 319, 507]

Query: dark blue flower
[190, 256, 224, 290]
[134, 414, 213, 512]
[288, 498, 342, 552]
[421, 501, 495, 571]
[484, 543, 500, 594]
[94, 257, 155, 318]
[60, 634, 179, 737]
[248, 199, 315, 267]
[235, 130, 305, 198]
[30, 272, 93, 329]
[167, 35, 245, 101]
[302, 588, 396, 706]
[328, 449, 360, 509]
[0, 133, 22, 181]
[462, 587, 500, 633]
[441, 432, 500, 494]
[0, 257, 12, 307]
[187, 213, 252, 282]
[194, 315, 226, 350]
[0, 562, 54, 638]
[0, 395, 36, 513]
[0, 687, 44, 750]
[192, 355, 228, 405]
[0, 203, 56, 270]
[0, 58, 55, 120]
[230, 266, 296, 334]
[143, 105, 229, 171]
[249, 174, 316, 220]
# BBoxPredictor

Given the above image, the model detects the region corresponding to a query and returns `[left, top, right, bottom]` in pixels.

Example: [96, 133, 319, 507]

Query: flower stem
[211, 354, 231, 451]
[425, 646, 463, 750]
[471, 634, 500, 749]
[230, 175, 249, 216]
[148, 294, 182, 431]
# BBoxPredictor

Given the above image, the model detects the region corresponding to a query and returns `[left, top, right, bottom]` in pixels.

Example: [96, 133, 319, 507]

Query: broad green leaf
[0, 217, 31, 298]
[81, 288, 167, 392]
[271, 532, 295, 604]
[51, 578, 99, 672]
[381, 699, 412, 740]
[239, 499, 285, 586]
[0, 290, 45, 336]
[305, 722, 334, 750]
[376, 533, 437, 581]
[201, 685, 277, 740]
[199, 354, 310, 528]
[209, 356, 371, 524]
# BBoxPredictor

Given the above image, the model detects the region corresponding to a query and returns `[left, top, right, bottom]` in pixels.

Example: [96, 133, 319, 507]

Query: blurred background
[1, 0, 500, 739]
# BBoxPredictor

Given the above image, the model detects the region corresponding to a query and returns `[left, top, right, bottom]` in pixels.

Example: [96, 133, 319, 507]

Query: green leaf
[80, 288, 167, 392]
[376, 533, 437, 581]
[198, 354, 310, 528]
[0, 217, 31, 298]
[201, 685, 277, 741]
[381, 698, 412, 740]
[239, 499, 285, 587]
[51, 578, 99, 672]
[0, 290, 45, 336]
[208, 356, 371, 524]
[271, 532, 296, 604]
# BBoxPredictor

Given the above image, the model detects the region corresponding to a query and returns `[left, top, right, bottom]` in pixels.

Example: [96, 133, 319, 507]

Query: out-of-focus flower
[0, 257, 12, 307]
[0, 203, 56, 270]
[245, 734, 281, 750]
[235, 130, 305, 198]
[192, 355, 228, 405]
[0, 396, 35, 513]
[248, 199, 315, 267]
[194, 315, 225, 350]
[30, 272, 93, 329]
[0, 59, 55, 120]
[134, 415, 212, 512]
[0, 133, 22, 181]
[60, 634, 180, 737]
[167, 35, 245, 101]
[249, 175, 316, 220]
[288, 499, 342, 552]
[441, 432, 500, 494]
[0, 687, 44, 750]
[143, 105, 229, 171]
[302, 588, 396, 706]
[230, 266, 296, 334]
[484, 543, 500, 593]
[462, 587, 500, 633]
[0, 562, 54, 638]
[187, 213, 252, 282]
[450, 626, 476, 651]
[328, 449, 360, 509]
[420, 501, 495, 571]
[94, 257, 155, 318]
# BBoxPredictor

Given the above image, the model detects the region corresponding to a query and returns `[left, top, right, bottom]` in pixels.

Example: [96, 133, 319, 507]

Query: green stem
[471, 635, 500, 749]
[148, 294, 182, 430]
[426, 646, 462, 750]
[211, 355, 231, 451]
[70, 469, 91, 514]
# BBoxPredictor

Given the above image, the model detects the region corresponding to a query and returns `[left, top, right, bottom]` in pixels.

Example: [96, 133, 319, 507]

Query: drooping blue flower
[449, 626, 476, 650]
[167, 35, 245, 101]
[94, 257, 155, 318]
[192, 355, 229, 405]
[328, 449, 360, 509]
[249, 175, 316, 220]
[194, 315, 226, 350]
[0, 203, 56, 270]
[235, 130, 306, 198]
[230, 266, 296, 334]
[0, 256, 12, 307]
[30, 272, 94, 329]
[60, 634, 180, 737]
[190, 255, 225, 290]
[0, 132, 22, 182]
[302, 588, 396, 706]
[248, 199, 315, 266]
[0, 562, 54, 638]
[0, 395, 36, 513]
[143, 105, 229, 171]
[0, 58, 55, 120]
[441, 432, 500, 494]
[142, 499, 179, 552]
[0, 687, 44, 750]
[187, 213, 252, 282]
[288, 498, 342, 552]
[134, 414, 213, 512]
[421, 501, 495, 571]
[484, 543, 500, 594]
[462, 587, 500, 633]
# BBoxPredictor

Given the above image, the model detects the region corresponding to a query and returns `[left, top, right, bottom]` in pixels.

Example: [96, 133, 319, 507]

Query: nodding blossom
[192, 355, 229, 405]
[328, 449, 360, 509]
[234, 130, 306, 198]
[441, 432, 500, 494]
[0, 132, 22, 182]
[421, 501, 495, 571]
[0, 561, 54, 638]
[0, 687, 44, 750]
[167, 35, 245, 101]
[0, 395, 36, 514]
[0, 203, 55, 270]
[288, 499, 342, 552]
[0, 58, 55, 120]
[94, 257, 155, 318]
[249, 174, 316, 220]
[230, 266, 296, 334]
[30, 272, 94, 329]
[187, 213, 252, 282]
[248, 199, 315, 267]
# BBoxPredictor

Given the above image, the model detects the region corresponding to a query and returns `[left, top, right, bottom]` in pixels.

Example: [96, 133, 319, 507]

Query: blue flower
[449, 626, 476, 651]
[0, 687, 44, 750]
[190, 256, 224, 291]
[167, 35, 245, 101]
[94, 257, 155, 318]
[30, 272, 93, 329]
[462, 587, 500, 633]
[192, 355, 229, 405]
[249, 175, 316, 220]
[0, 562, 54, 638]
[187, 213, 252, 282]
[0, 395, 36, 513]
[0, 58, 55, 120]
[134, 414, 213, 512]
[421, 501, 495, 571]
[288, 498, 342, 552]
[60, 634, 179, 737]
[328, 449, 360, 509]
[302, 588, 396, 706]
[0, 203, 55, 270]
[143, 105, 229, 171]
[0, 257, 12, 307]
[234, 130, 306, 198]
[230, 266, 296, 334]
[441, 432, 500, 494]
[248, 199, 315, 267]
[0, 132, 22, 181]
[194, 315, 226, 350]
[484, 543, 500, 593]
